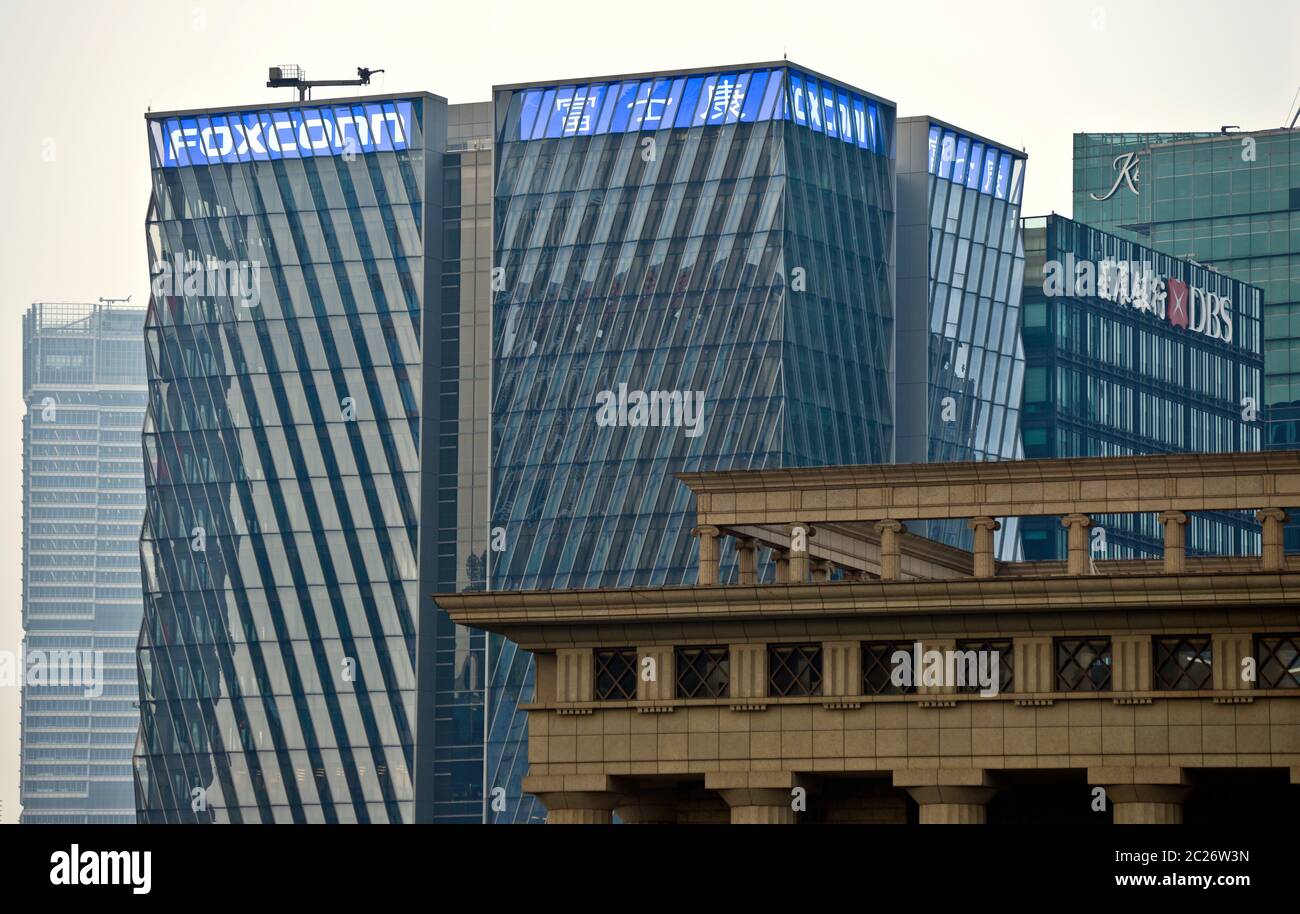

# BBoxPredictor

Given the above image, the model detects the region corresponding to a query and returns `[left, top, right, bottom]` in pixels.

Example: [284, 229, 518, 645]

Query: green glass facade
[1020, 214, 1263, 559]
[1074, 130, 1300, 453]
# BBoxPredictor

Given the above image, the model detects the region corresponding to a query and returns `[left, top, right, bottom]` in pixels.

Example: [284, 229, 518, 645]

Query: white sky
[0, 0, 1295, 821]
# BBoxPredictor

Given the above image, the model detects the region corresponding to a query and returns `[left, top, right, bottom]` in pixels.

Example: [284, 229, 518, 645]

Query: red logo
[1166, 278, 1189, 329]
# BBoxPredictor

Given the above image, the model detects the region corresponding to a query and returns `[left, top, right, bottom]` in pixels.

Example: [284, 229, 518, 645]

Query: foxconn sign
[150, 100, 415, 168]
[1043, 253, 1234, 344]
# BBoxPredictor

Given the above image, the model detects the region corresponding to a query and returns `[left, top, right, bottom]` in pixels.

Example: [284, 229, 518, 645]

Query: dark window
[768, 644, 822, 697]
[594, 648, 637, 701]
[956, 639, 1015, 693]
[1055, 638, 1112, 691]
[1153, 636, 1213, 690]
[675, 646, 729, 699]
[862, 641, 917, 695]
[1256, 635, 1300, 689]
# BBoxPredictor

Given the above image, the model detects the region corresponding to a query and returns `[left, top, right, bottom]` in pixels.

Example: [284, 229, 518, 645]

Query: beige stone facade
[441, 453, 1300, 824]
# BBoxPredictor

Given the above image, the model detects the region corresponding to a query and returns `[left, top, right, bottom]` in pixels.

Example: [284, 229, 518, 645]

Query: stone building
[441, 453, 1300, 823]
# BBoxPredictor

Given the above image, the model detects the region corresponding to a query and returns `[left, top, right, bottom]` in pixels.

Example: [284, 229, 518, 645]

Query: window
[593, 648, 637, 701]
[956, 639, 1015, 694]
[1153, 636, 1213, 690]
[768, 644, 822, 697]
[675, 646, 729, 699]
[1256, 635, 1300, 689]
[862, 642, 917, 695]
[1055, 638, 1112, 691]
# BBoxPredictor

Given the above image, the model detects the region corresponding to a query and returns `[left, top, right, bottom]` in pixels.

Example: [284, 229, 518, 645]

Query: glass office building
[1019, 214, 1263, 559]
[136, 93, 491, 823]
[1073, 130, 1300, 452]
[488, 62, 897, 820]
[20, 301, 147, 823]
[895, 117, 1027, 557]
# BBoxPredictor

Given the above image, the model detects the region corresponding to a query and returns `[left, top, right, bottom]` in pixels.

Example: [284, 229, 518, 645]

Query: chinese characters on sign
[511, 67, 888, 155]
[1042, 253, 1235, 344]
[927, 124, 1022, 204]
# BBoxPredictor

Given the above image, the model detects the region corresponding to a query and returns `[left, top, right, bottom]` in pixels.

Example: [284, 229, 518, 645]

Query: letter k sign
[1167, 278, 1189, 329]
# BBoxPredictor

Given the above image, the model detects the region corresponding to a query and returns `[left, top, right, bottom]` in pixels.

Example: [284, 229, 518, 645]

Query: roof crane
[266, 65, 385, 102]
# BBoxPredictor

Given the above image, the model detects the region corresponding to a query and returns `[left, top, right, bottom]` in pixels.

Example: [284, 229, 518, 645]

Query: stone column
[894, 770, 995, 824]
[1158, 510, 1188, 574]
[1257, 508, 1288, 571]
[692, 524, 721, 585]
[876, 520, 905, 581]
[1090, 767, 1191, 824]
[524, 775, 621, 824]
[1107, 785, 1192, 824]
[773, 548, 790, 583]
[735, 537, 757, 585]
[810, 558, 831, 582]
[905, 786, 997, 824]
[785, 523, 812, 583]
[968, 516, 1000, 578]
[706, 772, 813, 824]
[1061, 513, 1093, 575]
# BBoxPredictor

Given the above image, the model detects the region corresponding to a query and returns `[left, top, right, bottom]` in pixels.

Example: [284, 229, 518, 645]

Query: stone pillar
[894, 770, 995, 824]
[905, 786, 997, 824]
[876, 520, 905, 581]
[1061, 513, 1092, 575]
[735, 537, 757, 585]
[1158, 510, 1188, 574]
[706, 772, 813, 824]
[773, 548, 789, 583]
[524, 775, 621, 824]
[968, 516, 1000, 578]
[1090, 767, 1191, 824]
[1211, 633, 1253, 692]
[1107, 785, 1192, 824]
[1013, 636, 1054, 693]
[785, 523, 812, 583]
[692, 525, 721, 585]
[1111, 634, 1152, 692]
[1257, 508, 1288, 571]
[728, 643, 767, 699]
[822, 641, 862, 699]
[810, 558, 831, 582]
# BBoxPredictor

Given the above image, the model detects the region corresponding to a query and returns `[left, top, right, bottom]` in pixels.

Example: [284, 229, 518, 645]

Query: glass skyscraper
[1073, 131, 1300, 447]
[895, 117, 1027, 557]
[21, 301, 147, 824]
[1074, 128, 1299, 546]
[488, 62, 897, 821]
[1019, 214, 1263, 559]
[135, 93, 491, 822]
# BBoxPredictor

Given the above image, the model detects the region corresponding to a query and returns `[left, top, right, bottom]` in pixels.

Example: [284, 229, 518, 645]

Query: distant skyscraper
[135, 93, 491, 823]
[21, 301, 147, 824]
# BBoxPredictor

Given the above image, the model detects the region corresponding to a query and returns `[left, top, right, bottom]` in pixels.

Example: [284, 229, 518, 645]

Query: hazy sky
[0, 0, 1295, 821]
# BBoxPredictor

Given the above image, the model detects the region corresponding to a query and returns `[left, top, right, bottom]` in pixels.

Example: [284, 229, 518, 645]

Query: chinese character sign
[509, 67, 890, 156]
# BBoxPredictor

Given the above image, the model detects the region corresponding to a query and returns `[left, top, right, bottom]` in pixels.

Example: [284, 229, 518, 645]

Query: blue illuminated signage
[511, 67, 888, 155]
[926, 123, 1022, 204]
[150, 99, 416, 168]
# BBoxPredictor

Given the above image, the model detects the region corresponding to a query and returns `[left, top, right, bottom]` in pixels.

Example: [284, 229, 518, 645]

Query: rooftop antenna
[98, 296, 132, 307]
[266, 65, 385, 102]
